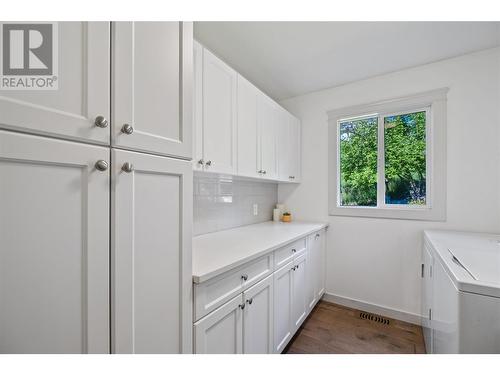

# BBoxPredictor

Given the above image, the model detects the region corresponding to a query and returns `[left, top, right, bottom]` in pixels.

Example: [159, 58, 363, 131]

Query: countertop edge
[193, 222, 329, 284]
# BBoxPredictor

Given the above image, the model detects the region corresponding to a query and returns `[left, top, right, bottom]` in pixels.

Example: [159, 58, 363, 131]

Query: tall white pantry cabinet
[0, 22, 193, 353]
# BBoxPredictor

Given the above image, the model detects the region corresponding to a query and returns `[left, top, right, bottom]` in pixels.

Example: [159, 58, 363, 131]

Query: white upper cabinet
[277, 111, 301, 183]
[276, 108, 291, 181]
[112, 22, 193, 159]
[0, 22, 110, 145]
[111, 149, 192, 354]
[194, 42, 300, 183]
[193, 40, 204, 171]
[288, 115, 301, 182]
[258, 95, 278, 180]
[201, 49, 237, 174]
[0, 131, 110, 353]
[237, 75, 260, 178]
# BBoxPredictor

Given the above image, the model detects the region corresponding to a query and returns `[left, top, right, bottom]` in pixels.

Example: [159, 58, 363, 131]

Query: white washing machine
[422, 230, 500, 353]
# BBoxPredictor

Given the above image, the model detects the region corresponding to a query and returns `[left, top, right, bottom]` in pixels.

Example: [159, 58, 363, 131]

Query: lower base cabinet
[243, 275, 274, 354]
[194, 275, 274, 354]
[291, 253, 307, 331]
[193, 228, 327, 354]
[273, 262, 293, 353]
[194, 294, 243, 354]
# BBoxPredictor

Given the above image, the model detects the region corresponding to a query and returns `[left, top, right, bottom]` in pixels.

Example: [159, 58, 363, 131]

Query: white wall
[279, 48, 500, 320]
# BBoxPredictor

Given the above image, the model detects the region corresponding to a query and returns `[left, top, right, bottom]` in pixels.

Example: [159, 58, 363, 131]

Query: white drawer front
[194, 254, 273, 321]
[274, 238, 306, 269]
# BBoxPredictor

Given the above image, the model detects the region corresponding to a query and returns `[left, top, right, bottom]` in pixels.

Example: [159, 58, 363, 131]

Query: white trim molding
[321, 292, 422, 325]
[328, 88, 448, 221]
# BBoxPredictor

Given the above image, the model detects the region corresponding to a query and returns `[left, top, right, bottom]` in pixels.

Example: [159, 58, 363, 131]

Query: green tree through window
[339, 111, 426, 207]
[339, 117, 378, 206]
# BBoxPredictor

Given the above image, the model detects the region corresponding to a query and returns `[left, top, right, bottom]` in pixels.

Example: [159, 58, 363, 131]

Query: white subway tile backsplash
[193, 174, 278, 236]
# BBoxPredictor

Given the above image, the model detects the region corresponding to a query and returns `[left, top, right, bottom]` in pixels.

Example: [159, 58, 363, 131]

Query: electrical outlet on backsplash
[193, 174, 278, 236]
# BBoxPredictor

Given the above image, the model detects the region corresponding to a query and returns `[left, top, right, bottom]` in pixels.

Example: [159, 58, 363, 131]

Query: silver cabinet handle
[292, 266, 297, 271]
[262, 170, 267, 174]
[197, 159, 204, 166]
[241, 274, 248, 281]
[205, 160, 212, 167]
[122, 162, 134, 173]
[94, 115, 108, 128]
[315, 233, 320, 239]
[239, 303, 245, 310]
[292, 248, 296, 253]
[246, 298, 253, 305]
[121, 124, 134, 135]
[95, 160, 108, 171]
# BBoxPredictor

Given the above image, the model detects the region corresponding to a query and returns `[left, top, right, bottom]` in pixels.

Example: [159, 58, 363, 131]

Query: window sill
[329, 205, 445, 221]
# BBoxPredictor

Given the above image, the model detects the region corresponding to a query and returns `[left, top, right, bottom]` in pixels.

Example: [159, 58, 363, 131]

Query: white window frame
[328, 88, 448, 221]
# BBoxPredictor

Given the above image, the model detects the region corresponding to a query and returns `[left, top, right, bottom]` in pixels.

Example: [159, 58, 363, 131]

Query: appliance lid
[448, 239, 500, 286]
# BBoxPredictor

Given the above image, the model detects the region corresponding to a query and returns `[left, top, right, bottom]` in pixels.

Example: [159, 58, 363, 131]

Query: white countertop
[193, 221, 328, 283]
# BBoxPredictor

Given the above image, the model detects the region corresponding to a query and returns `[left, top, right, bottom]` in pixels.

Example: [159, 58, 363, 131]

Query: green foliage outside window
[339, 111, 426, 207]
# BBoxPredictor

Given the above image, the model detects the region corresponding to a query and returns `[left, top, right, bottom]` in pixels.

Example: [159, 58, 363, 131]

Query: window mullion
[377, 115, 385, 208]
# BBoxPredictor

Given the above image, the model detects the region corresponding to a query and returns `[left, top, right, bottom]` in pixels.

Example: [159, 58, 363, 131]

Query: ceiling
[194, 22, 500, 101]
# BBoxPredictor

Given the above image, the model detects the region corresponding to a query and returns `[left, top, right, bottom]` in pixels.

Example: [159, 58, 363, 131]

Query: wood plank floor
[284, 301, 426, 354]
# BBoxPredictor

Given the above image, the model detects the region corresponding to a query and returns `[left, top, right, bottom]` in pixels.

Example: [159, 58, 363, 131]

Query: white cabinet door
[243, 275, 274, 354]
[306, 236, 317, 311]
[0, 131, 109, 353]
[258, 95, 278, 180]
[237, 75, 260, 179]
[202, 49, 237, 174]
[288, 115, 301, 182]
[193, 40, 204, 171]
[112, 22, 193, 159]
[0, 22, 110, 145]
[194, 294, 243, 354]
[112, 149, 192, 354]
[273, 261, 293, 353]
[316, 230, 326, 299]
[422, 244, 434, 353]
[291, 252, 307, 331]
[276, 107, 291, 181]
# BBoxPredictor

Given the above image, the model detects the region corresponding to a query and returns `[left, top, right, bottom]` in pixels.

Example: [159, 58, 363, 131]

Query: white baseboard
[321, 292, 422, 325]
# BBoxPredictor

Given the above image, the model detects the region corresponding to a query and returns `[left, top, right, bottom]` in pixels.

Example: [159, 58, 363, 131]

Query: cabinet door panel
[292, 253, 307, 330]
[276, 108, 290, 181]
[193, 40, 204, 170]
[0, 131, 109, 353]
[318, 230, 326, 298]
[112, 22, 192, 159]
[243, 275, 274, 354]
[306, 236, 317, 311]
[202, 49, 237, 174]
[0, 22, 110, 144]
[112, 149, 192, 353]
[258, 95, 277, 179]
[194, 294, 243, 354]
[237, 75, 260, 178]
[273, 262, 293, 353]
[289, 116, 301, 182]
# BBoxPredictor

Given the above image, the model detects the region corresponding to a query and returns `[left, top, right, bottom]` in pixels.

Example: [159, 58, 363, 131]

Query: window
[328, 89, 447, 221]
